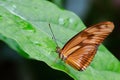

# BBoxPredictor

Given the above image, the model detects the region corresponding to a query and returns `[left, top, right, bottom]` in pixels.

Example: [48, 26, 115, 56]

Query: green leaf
[0, 0, 120, 80]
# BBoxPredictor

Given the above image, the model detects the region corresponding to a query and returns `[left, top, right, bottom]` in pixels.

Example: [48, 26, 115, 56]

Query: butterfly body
[56, 21, 114, 71]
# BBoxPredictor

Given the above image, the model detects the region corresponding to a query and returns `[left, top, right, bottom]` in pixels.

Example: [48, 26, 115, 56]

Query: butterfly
[50, 21, 114, 71]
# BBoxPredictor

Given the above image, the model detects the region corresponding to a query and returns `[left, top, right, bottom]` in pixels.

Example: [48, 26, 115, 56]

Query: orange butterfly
[50, 21, 114, 71]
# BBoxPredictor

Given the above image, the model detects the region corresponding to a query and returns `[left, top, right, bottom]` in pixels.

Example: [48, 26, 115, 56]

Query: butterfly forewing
[57, 21, 114, 70]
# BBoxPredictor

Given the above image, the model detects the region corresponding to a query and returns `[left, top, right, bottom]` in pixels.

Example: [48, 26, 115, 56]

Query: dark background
[0, 0, 120, 80]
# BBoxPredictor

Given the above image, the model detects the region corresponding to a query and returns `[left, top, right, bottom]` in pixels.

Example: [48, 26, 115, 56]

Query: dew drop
[69, 18, 74, 23]
[58, 18, 64, 25]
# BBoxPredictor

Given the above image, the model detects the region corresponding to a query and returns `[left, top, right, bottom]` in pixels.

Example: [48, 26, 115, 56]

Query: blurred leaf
[0, 0, 120, 80]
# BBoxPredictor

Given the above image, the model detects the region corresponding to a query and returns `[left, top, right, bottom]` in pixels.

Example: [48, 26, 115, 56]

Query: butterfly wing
[65, 44, 97, 70]
[59, 21, 114, 70]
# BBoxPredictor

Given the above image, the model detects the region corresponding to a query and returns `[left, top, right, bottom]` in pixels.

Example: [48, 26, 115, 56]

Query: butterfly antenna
[49, 24, 59, 48]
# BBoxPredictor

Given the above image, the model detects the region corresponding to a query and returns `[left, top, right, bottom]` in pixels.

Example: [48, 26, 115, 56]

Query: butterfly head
[56, 46, 64, 60]
[56, 46, 61, 53]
